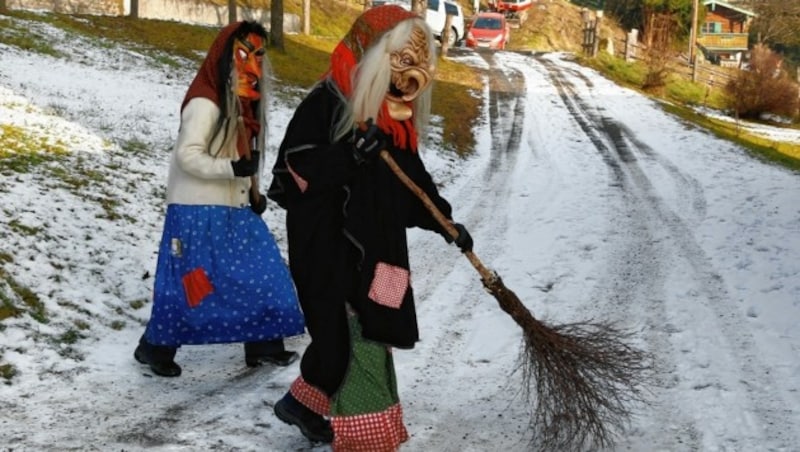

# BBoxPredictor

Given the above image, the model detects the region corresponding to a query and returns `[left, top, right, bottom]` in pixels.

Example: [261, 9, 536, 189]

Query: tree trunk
[228, 0, 237, 24]
[303, 0, 310, 35]
[129, 0, 139, 18]
[441, 14, 453, 57]
[0, 0, 7, 13]
[271, 0, 285, 52]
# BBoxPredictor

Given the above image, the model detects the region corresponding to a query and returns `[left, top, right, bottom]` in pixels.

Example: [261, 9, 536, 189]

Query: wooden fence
[596, 28, 737, 89]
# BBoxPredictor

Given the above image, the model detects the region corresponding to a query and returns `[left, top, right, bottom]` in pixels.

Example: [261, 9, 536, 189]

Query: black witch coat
[268, 79, 453, 349]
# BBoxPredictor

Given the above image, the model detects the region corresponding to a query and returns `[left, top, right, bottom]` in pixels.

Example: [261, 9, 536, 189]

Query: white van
[372, 0, 465, 47]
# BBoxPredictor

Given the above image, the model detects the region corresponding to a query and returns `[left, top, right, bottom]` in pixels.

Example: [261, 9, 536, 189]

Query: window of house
[702, 22, 722, 33]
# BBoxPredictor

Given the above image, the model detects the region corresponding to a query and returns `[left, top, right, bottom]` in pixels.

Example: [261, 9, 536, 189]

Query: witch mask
[386, 26, 434, 104]
[234, 32, 266, 100]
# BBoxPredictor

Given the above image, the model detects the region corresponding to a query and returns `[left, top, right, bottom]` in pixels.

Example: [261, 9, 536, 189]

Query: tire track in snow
[534, 54, 798, 449]
[403, 51, 532, 450]
[532, 54, 700, 449]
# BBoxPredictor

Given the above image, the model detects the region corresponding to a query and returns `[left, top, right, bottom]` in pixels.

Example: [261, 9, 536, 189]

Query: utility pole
[689, 0, 699, 66]
[303, 0, 310, 35]
[689, 0, 700, 82]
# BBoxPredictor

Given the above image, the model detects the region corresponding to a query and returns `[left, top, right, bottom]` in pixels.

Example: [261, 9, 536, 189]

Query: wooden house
[696, 0, 756, 67]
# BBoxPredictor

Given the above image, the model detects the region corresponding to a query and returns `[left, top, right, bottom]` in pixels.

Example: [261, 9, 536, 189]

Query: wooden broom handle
[379, 150, 497, 284]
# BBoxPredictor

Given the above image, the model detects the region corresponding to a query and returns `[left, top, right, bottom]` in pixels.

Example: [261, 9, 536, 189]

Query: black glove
[249, 191, 267, 215]
[231, 150, 260, 177]
[353, 118, 387, 165]
[445, 223, 473, 253]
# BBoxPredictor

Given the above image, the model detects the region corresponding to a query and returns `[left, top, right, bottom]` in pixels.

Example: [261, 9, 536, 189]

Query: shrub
[725, 44, 800, 120]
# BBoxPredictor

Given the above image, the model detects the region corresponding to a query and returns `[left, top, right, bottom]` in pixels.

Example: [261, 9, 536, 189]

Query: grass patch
[0, 363, 17, 384]
[0, 14, 60, 57]
[580, 52, 646, 88]
[267, 37, 333, 90]
[578, 51, 800, 169]
[0, 124, 70, 173]
[433, 57, 483, 156]
[2, 8, 480, 160]
[0, 269, 48, 323]
[662, 103, 800, 172]
[119, 138, 150, 157]
[8, 219, 42, 236]
[1, 290, 23, 320]
[0, 10, 215, 67]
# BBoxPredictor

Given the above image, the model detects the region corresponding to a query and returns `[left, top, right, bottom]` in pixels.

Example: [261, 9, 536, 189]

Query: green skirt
[330, 313, 409, 451]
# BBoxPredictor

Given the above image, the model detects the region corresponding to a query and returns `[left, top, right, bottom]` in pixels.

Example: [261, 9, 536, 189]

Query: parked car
[490, 0, 533, 14]
[371, 0, 465, 47]
[465, 12, 509, 50]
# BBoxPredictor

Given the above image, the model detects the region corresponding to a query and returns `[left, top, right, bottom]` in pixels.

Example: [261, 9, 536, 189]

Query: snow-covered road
[412, 50, 800, 451]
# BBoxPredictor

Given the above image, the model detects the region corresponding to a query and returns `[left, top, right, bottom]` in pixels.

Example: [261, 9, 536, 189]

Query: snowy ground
[2, 15, 800, 452]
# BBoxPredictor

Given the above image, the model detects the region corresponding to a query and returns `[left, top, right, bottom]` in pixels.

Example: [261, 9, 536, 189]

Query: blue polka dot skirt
[144, 204, 305, 346]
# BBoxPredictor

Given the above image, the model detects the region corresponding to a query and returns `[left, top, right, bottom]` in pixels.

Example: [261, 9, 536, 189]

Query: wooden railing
[697, 33, 749, 50]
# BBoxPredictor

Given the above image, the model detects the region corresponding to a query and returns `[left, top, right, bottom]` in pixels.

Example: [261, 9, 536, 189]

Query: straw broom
[380, 150, 652, 451]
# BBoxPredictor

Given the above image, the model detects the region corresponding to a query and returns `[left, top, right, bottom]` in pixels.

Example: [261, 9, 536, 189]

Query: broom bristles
[485, 276, 652, 452]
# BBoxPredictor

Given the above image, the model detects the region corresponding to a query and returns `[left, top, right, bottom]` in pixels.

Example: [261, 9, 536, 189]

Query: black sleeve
[388, 148, 454, 236]
[268, 83, 356, 207]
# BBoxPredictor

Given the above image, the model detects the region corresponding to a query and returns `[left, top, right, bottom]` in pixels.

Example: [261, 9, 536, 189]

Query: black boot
[274, 392, 333, 443]
[134, 335, 181, 377]
[244, 339, 299, 367]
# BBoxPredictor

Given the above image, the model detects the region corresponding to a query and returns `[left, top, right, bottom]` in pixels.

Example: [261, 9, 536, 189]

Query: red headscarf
[182, 21, 259, 157]
[328, 5, 422, 151]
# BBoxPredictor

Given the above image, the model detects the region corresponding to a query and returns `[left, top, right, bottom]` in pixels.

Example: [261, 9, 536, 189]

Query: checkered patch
[290, 376, 330, 416]
[331, 403, 408, 451]
[367, 262, 409, 309]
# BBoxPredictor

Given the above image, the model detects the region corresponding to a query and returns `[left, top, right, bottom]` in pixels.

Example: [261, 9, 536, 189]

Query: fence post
[625, 28, 638, 62]
[592, 10, 603, 57]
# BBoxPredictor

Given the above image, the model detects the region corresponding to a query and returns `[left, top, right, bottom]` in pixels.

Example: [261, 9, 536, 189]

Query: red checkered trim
[290, 376, 330, 416]
[331, 403, 408, 452]
[287, 162, 308, 193]
[367, 262, 409, 309]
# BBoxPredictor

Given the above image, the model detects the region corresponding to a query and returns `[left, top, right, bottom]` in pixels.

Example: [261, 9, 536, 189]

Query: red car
[465, 12, 510, 50]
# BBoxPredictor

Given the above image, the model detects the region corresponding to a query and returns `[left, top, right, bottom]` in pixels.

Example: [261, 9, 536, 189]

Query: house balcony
[697, 33, 749, 51]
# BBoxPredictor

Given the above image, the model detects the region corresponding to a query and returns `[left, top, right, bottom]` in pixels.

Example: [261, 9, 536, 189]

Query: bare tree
[642, 12, 677, 94]
[745, 0, 800, 46]
[130, 0, 139, 18]
[271, 0, 285, 51]
[726, 43, 800, 119]
[228, 0, 237, 24]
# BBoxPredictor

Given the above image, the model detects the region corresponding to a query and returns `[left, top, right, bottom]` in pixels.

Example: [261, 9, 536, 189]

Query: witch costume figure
[268, 6, 473, 450]
[134, 21, 305, 378]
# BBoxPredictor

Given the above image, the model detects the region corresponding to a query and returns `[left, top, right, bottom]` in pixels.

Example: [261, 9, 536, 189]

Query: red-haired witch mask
[234, 33, 266, 100]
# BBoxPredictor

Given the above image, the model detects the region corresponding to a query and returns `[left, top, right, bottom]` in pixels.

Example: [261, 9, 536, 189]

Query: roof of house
[703, 0, 757, 18]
